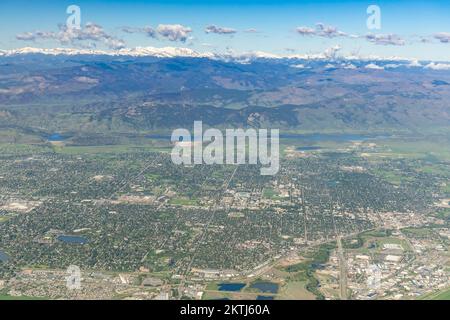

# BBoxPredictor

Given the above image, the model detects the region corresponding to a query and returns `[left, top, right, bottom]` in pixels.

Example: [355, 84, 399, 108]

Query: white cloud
[296, 26, 316, 36]
[16, 32, 36, 41]
[365, 34, 405, 46]
[121, 26, 156, 38]
[16, 23, 126, 50]
[296, 23, 347, 38]
[434, 32, 450, 43]
[156, 24, 192, 42]
[205, 25, 237, 35]
[315, 23, 347, 38]
[323, 45, 342, 59]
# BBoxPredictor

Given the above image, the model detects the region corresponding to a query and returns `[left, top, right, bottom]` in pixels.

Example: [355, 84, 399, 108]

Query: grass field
[419, 287, 450, 300]
[0, 216, 10, 223]
[376, 139, 450, 161]
[53, 144, 171, 154]
[278, 280, 316, 300]
[372, 169, 414, 186]
[262, 188, 284, 200]
[169, 198, 199, 206]
[0, 294, 47, 300]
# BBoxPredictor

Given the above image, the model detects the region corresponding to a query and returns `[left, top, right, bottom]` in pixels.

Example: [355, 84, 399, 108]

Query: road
[337, 235, 348, 300]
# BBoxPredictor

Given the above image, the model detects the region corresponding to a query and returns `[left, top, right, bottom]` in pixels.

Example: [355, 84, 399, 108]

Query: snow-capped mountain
[0, 46, 422, 63]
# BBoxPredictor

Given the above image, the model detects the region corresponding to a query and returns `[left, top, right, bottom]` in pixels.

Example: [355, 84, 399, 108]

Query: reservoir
[48, 133, 64, 141]
[256, 295, 274, 300]
[57, 235, 88, 244]
[250, 282, 279, 294]
[217, 283, 246, 292]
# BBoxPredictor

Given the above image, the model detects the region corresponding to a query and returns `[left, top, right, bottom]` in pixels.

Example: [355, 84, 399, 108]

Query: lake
[0, 250, 10, 262]
[217, 283, 246, 292]
[250, 282, 279, 294]
[256, 295, 274, 300]
[57, 235, 88, 245]
[47, 133, 71, 142]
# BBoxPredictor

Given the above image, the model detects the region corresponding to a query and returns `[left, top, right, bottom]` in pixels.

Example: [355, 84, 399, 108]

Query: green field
[53, 144, 171, 154]
[419, 287, 450, 300]
[262, 188, 284, 200]
[169, 198, 199, 206]
[0, 216, 10, 223]
[0, 294, 47, 300]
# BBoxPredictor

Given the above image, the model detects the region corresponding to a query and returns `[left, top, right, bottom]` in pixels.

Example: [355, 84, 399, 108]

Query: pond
[47, 133, 66, 141]
[57, 235, 88, 245]
[250, 282, 279, 294]
[256, 295, 274, 300]
[217, 283, 246, 292]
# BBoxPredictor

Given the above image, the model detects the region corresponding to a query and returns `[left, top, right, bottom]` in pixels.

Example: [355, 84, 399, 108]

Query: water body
[0, 250, 10, 262]
[47, 133, 67, 142]
[250, 282, 279, 294]
[256, 295, 274, 300]
[57, 235, 88, 245]
[217, 283, 246, 292]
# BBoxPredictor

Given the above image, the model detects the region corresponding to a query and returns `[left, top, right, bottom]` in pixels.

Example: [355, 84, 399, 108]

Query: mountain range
[0, 47, 450, 138]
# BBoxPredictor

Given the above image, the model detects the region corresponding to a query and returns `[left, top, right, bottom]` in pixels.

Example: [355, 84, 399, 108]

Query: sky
[0, 0, 450, 61]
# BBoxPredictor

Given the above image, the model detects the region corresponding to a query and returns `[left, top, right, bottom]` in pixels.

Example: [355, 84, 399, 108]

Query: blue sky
[1, 0, 450, 60]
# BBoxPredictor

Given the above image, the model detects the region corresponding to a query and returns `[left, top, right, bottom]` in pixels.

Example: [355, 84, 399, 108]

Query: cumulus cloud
[122, 24, 192, 42]
[434, 32, 450, 43]
[16, 23, 126, 49]
[323, 45, 342, 59]
[121, 26, 156, 38]
[295, 23, 407, 47]
[156, 24, 192, 42]
[244, 28, 259, 33]
[296, 26, 316, 36]
[296, 23, 347, 38]
[365, 33, 405, 46]
[16, 32, 37, 41]
[205, 25, 237, 35]
[316, 23, 347, 38]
